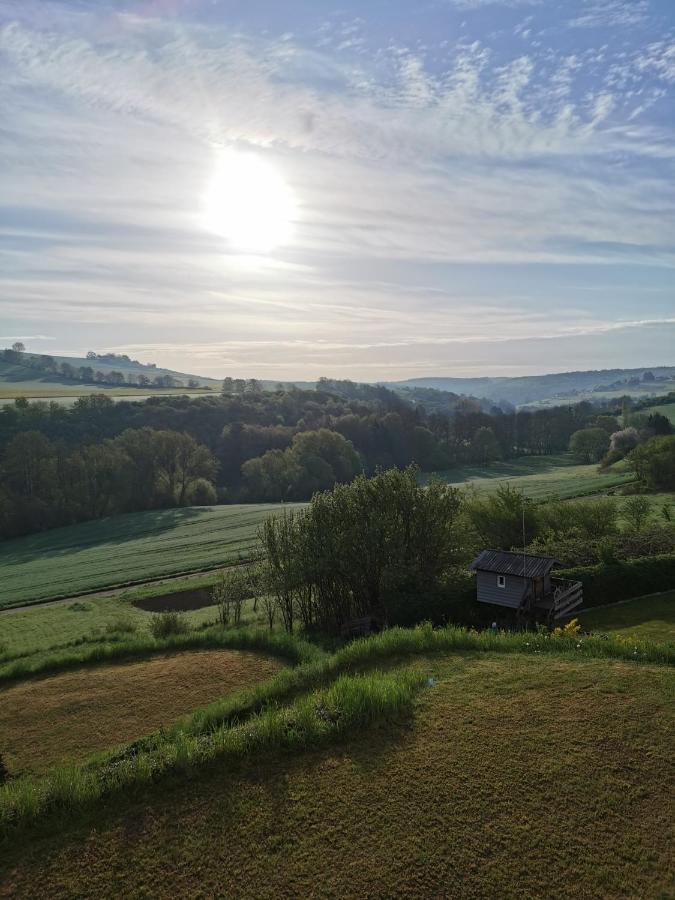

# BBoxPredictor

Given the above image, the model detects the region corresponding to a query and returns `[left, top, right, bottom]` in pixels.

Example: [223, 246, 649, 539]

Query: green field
[435, 454, 635, 500]
[0, 505, 299, 610]
[644, 401, 675, 425]
[0, 595, 214, 658]
[1, 648, 672, 898]
[580, 592, 675, 643]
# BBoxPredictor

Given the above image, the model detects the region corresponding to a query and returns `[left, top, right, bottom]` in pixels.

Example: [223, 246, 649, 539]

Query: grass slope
[433, 454, 635, 500]
[0, 504, 297, 609]
[644, 401, 675, 425]
[580, 591, 675, 642]
[0, 649, 281, 776]
[1, 652, 672, 899]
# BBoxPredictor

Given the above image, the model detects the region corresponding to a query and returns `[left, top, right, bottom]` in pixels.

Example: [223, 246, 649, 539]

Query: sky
[1, 0, 674, 382]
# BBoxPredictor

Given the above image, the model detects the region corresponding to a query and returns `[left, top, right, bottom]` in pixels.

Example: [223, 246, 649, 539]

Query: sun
[203, 150, 296, 254]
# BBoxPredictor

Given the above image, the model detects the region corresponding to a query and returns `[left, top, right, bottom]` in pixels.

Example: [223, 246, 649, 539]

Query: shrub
[623, 495, 652, 532]
[149, 612, 190, 639]
[211, 568, 250, 627]
[628, 435, 675, 489]
[569, 427, 610, 463]
[0, 754, 8, 785]
[558, 553, 675, 608]
[186, 477, 217, 505]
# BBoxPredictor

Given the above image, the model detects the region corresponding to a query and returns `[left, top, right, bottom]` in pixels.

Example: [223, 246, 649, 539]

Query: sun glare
[203, 150, 296, 254]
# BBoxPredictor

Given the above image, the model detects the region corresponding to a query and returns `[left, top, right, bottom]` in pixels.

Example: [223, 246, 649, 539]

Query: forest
[0, 376, 672, 540]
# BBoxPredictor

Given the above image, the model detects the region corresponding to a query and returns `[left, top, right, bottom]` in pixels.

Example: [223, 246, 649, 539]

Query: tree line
[0, 380, 625, 538]
[0, 427, 217, 538]
[250, 465, 675, 635]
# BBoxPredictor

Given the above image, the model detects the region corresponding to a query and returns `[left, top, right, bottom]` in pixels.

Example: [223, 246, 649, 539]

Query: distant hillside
[388, 367, 675, 407]
[0, 350, 221, 398]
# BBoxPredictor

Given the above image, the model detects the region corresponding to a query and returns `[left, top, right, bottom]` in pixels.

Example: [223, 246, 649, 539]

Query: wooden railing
[551, 578, 583, 619]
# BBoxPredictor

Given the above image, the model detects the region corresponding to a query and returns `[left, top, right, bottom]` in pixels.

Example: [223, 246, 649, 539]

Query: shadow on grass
[0, 507, 208, 567]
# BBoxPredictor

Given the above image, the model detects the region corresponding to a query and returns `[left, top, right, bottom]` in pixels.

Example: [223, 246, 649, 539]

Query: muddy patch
[134, 587, 215, 612]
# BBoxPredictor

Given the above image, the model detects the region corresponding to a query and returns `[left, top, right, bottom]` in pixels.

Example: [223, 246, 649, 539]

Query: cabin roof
[470, 549, 556, 578]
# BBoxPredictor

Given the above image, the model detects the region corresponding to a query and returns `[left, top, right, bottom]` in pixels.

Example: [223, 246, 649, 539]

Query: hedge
[558, 553, 675, 608]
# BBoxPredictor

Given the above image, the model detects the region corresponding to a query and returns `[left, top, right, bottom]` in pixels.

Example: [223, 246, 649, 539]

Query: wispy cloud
[0, 2, 673, 379]
[568, 1, 649, 29]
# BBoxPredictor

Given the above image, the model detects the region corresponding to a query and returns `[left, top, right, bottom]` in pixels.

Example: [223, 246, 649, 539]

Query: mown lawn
[434, 454, 635, 500]
[0, 649, 282, 776]
[0, 504, 299, 609]
[1, 652, 672, 899]
[580, 592, 675, 643]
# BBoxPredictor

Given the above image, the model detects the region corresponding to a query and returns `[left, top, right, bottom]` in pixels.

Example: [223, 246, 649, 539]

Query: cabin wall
[475, 571, 527, 609]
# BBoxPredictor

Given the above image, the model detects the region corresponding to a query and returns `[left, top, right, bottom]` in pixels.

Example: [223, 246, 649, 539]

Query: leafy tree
[465, 484, 538, 550]
[258, 467, 464, 633]
[569, 427, 609, 463]
[610, 427, 641, 455]
[11, 342, 25, 353]
[646, 413, 673, 436]
[471, 426, 501, 466]
[212, 567, 249, 627]
[623, 495, 651, 532]
[628, 435, 675, 489]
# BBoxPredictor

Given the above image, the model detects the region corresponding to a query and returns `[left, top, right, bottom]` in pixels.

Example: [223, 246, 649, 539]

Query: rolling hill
[389, 366, 675, 407]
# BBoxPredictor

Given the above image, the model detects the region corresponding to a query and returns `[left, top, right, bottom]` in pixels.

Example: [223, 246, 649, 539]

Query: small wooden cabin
[470, 549, 583, 621]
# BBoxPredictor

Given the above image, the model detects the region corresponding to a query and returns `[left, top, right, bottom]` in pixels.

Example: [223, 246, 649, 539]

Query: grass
[0, 593, 226, 658]
[0, 388, 212, 406]
[612, 491, 675, 526]
[0, 649, 283, 777]
[580, 591, 675, 642]
[0, 504, 301, 609]
[0, 667, 424, 837]
[644, 401, 675, 425]
[0, 625, 320, 687]
[1, 652, 672, 898]
[432, 453, 635, 500]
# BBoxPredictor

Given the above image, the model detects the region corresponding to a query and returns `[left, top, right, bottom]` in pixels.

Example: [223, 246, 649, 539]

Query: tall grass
[0, 627, 321, 686]
[1, 620, 671, 838]
[0, 669, 424, 838]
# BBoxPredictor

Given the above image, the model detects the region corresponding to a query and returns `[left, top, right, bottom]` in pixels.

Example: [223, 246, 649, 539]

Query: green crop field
[0, 504, 300, 610]
[580, 592, 675, 643]
[433, 454, 635, 500]
[1, 648, 672, 898]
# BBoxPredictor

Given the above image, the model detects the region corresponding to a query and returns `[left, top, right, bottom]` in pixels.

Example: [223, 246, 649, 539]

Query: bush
[628, 435, 675, 489]
[558, 553, 675, 608]
[0, 754, 8, 785]
[623, 495, 652, 532]
[569, 427, 610, 463]
[186, 477, 217, 505]
[149, 612, 190, 639]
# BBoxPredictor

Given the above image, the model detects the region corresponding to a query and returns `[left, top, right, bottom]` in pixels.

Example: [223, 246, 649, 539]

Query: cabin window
[497, 575, 506, 588]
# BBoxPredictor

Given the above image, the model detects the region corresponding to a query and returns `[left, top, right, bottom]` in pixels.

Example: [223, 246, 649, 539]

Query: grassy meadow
[434, 453, 635, 500]
[0, 504, 299, 609]
[1, 645, 672, 899]
[0, 591, 229, 658]
[579, 591, 675, 643]
[644, 401, 675, 425]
